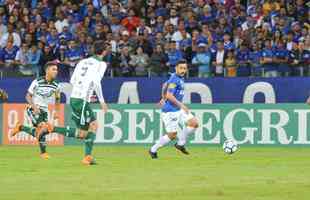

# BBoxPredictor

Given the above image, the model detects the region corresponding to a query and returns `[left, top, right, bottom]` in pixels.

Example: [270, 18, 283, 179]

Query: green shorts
[70, 97, 96, 130]
[26, 106, 48, 127]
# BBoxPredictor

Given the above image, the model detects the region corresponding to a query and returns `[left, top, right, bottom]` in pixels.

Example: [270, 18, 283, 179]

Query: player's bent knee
[167, 132, 177, 140]
[78, 130, 87, 139]
[89, 121, 98, 133]
[187, 118, 199, 128]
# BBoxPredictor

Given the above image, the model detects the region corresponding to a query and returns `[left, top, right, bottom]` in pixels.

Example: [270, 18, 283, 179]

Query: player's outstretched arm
[161, 82, 168, 100]
[157, 82, 168, 108]
[26, 92, 39, 114]
[94, 79, 108, 113]
[166, 92, 189, 113]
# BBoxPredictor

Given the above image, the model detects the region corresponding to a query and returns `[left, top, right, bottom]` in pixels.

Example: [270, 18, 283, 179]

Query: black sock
[38, 133, 47, 154]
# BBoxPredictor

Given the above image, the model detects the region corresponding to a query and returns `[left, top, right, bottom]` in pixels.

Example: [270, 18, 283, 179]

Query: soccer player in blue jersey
[149, 59, 199, 159]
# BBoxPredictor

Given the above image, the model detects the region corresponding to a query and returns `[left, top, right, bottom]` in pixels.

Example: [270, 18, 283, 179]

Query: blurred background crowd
[0, 0, 308, 79]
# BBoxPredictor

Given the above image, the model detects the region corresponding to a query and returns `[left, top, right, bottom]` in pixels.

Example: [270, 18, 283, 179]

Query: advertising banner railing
[1, 103, 309, 146]
[67, 104, 310, 146]
[2, 104, 64, 145]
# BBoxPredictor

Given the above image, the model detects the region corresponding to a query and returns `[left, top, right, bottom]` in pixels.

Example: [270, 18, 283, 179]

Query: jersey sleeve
[70, 61, 82, 85]
[166, 77, 178, 94]
[27, 79, 38, 95]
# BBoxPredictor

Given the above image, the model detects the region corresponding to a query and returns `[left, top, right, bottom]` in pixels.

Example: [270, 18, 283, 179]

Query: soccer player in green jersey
[38, 41, 109, 165]
[12, 62, 60, 159]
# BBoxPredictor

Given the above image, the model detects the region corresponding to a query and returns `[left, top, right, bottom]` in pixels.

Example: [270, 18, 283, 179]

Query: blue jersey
[65, 48, 84, 62]
[162, 73, 185, 113]
[2, 46, 19, 63]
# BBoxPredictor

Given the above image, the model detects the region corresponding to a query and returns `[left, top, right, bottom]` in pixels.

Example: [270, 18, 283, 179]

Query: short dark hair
[176, 59, 187, 66]
[44, 61, 57, 71]
[94, 40, 107, 55]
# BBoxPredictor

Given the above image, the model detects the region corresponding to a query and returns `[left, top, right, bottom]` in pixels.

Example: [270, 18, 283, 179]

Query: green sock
[53, 126, 77, 138]
[20, 125, 35, 137]
[84, 132, 96, 156]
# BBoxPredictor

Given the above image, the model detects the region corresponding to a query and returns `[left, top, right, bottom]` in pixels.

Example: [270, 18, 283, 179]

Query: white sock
[151, 135, 171, 153]
[177, 126, 196, 146]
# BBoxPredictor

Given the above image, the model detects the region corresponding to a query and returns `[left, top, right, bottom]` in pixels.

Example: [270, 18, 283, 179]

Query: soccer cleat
[148, 150, 158, 159]
[175, 143, 190, 155]
[40, 153, 50, 160]
[82, 155, 97, 165]
[11, 121, 22, 137]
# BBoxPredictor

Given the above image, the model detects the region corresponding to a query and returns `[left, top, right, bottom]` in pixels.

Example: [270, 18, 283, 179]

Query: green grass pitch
[0, 146, 310, 200]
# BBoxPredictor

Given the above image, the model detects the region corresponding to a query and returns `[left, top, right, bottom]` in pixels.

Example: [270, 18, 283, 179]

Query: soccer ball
[223, 139, 238, 154]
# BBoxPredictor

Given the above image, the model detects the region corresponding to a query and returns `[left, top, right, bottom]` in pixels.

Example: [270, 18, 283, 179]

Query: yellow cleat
[11, 121, 22, 137]
[40, 153, 50, 160]
[81, 155, 96, 165]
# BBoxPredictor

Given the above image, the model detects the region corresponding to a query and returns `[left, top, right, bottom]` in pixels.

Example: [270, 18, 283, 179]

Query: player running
[12, 62, 60, 159]
[39, 41, 109, 165]
[149, 59, 199, 159]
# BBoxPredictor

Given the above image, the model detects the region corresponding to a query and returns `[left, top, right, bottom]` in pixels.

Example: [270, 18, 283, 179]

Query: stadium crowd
[0, 0, 308, 78]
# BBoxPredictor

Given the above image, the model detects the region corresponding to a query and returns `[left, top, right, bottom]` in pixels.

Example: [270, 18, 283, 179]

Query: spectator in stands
[289, 41, 303, 76]
[119, 46, 133, 77]
[297, 41, 310, 76]
[192, 43, 211, 78]
[213, 40, 226, 76]
[149, 44, 168, 77]
[200, 24, 213, 46]
[135, 30, 153, 56]
[137, 19, 152, 36]
[64, 40, 84, 74]
[46, 28, 59, 48]
[225, 50, 237, 77]
[85, 35, 95, 56]
[223, 33, 235, 50]
[200, 4, 214, 25]
[1, 39, 18, 70]
[119, 30, 134, 53]
[0, 23, 21, 48]
[24, 33, 34, 47]
[129, 46, 149, 76]
[285, 32, 295, 51]
[0, 0, 307, 78]
[92, 23, 105, 41]
[0, 17, 7, 39]
[36, 22, 49, 42]
[110, 15, 122, 33]
[15, 43, 30, 75]
[169, 7, 179, 27]
[261, 39, 277, 77]
[163, 22, 174, 41]
[172, 20, 191, 48]
[249, 42, 263, 76]
[166, 40, 183, 72]
[26, 44, 41, 77]
[236, 42, 250, 76]
[274, 40, 290, 76]
[121, 8, 141, 33]
[59, 26, 74, 42]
